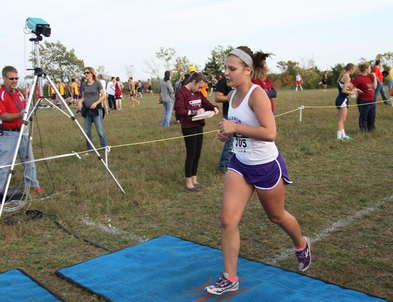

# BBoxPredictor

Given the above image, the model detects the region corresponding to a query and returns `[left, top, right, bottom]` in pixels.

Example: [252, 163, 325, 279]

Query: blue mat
[56, 235, 388, 302]
[0, 269, 64, 302]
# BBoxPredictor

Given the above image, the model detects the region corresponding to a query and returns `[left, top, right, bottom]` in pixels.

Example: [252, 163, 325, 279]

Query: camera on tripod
[26, 17, 51, 37]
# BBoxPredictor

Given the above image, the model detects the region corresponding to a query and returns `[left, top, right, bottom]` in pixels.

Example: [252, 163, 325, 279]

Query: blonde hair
[337, 63, 355, 83]
[85, 67, 97, 81]
[358, 62, 370, 73]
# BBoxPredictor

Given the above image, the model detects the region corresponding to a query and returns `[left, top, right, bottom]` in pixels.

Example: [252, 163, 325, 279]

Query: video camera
[26, 17, 51, 37]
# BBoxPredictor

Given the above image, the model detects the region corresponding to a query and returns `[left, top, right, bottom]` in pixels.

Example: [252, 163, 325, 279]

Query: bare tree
[124, 65, 135, 78]
[143, 58, 161, 79]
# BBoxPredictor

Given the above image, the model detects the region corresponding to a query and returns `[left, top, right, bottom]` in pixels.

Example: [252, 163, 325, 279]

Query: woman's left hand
[90, 102, 97, 109]
[213, 107, 219, 115]
[219, 119, 236, 136]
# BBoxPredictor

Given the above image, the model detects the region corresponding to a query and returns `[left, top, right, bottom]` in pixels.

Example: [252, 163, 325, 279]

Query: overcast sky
[1, 0, 392, 83]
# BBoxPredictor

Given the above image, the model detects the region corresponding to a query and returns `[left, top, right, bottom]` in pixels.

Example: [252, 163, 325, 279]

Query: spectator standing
[215, 75, 233, 172]
[97, 74, 108, 115]
[387, 66, 393, 94]
[251, 55, 276, 114]
[106, 77, 116, 110]
[159, 71, 175, 127]
[0, 66, 43, 193]
[114, 77, 124, 110]
[373, 60, 389, 105]
[77, 67, 108, 152]
[335, 63, 361, 140]
[352, 63, 378, 132]
[174, 72, 219, 191]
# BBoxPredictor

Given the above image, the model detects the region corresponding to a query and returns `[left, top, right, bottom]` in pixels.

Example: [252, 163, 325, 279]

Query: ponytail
[229, 46, 274, 80]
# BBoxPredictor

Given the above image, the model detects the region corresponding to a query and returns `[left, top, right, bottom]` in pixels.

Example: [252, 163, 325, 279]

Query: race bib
[232, 137, 252, 154]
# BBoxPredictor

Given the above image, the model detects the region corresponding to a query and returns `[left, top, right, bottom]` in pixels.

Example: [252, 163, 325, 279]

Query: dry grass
[0, 89, 392, 301]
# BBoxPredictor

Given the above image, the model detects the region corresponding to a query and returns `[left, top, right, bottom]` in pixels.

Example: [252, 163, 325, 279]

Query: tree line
[28, 41, 393, 91]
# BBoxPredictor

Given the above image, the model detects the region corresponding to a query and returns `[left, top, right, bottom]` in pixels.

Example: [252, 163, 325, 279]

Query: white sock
[341, 129, 346, 137]
[301, 86, 303, 91]
[296, 87, 298, 91]
[337, 131, 342, 139]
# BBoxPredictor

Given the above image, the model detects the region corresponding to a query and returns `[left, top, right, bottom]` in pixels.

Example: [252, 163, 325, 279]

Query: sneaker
[341, 136, 353, 141]
[33, 187, 44, 194]
[205, 273, 239, 295]
[295, 237, 312, 272]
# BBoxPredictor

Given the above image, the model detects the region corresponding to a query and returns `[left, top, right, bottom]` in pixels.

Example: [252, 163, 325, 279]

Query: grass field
[1, 88, 393, 301]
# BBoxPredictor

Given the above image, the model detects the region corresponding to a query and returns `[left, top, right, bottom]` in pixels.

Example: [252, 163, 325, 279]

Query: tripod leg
[44, 75, 125, 194]
[0, 75, 39, 220]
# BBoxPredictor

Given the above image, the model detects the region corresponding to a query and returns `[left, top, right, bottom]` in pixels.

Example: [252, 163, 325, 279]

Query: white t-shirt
[100, 80, 107, 96]
[107, 81, 115, 95]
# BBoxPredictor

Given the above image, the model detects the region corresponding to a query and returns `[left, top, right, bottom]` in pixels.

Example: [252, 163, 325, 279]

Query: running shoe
[341, 136, 354, 141]
[295, 236, 312, 272]
[205, 272, 239, 295]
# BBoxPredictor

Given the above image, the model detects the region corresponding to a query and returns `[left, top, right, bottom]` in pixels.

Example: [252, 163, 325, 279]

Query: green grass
[1, 89, 393, 301]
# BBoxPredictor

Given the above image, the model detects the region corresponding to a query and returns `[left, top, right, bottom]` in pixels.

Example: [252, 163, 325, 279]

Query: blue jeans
[83, 109, 108, 150]
[373, 82, 388, 103]
[161, 102, 173, 127]
[218, 114, 234, 171]
[388, 80, 393, 95]
[0, 131, 40, 189]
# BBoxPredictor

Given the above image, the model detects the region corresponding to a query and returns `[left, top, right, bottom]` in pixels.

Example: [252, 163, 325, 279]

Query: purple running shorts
[228, 153, 292, 190]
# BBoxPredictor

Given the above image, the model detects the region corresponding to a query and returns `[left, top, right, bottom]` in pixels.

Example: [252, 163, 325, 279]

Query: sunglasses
[6, 76, 19, 81]
[84, 71, 91, 75]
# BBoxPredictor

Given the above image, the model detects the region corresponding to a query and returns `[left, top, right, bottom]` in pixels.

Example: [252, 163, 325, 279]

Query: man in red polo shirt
[0, 66, 42, 194]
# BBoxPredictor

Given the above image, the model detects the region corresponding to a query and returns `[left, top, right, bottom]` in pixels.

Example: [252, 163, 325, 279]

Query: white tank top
[228, 84, 279, 165]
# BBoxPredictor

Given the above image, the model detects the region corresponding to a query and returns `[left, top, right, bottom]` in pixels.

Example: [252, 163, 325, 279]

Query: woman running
[319, 71, 329, 91]
[205, 46, 311, 296]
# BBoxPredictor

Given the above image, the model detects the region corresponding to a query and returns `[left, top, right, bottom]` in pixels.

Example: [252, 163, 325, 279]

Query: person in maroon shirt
[174, 72, 219, 192]
[352, 62, 378, 132]
[251, 53, 276, 114]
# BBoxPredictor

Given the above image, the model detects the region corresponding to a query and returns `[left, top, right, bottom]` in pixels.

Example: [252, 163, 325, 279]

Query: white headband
[229, 49, 253, 68]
